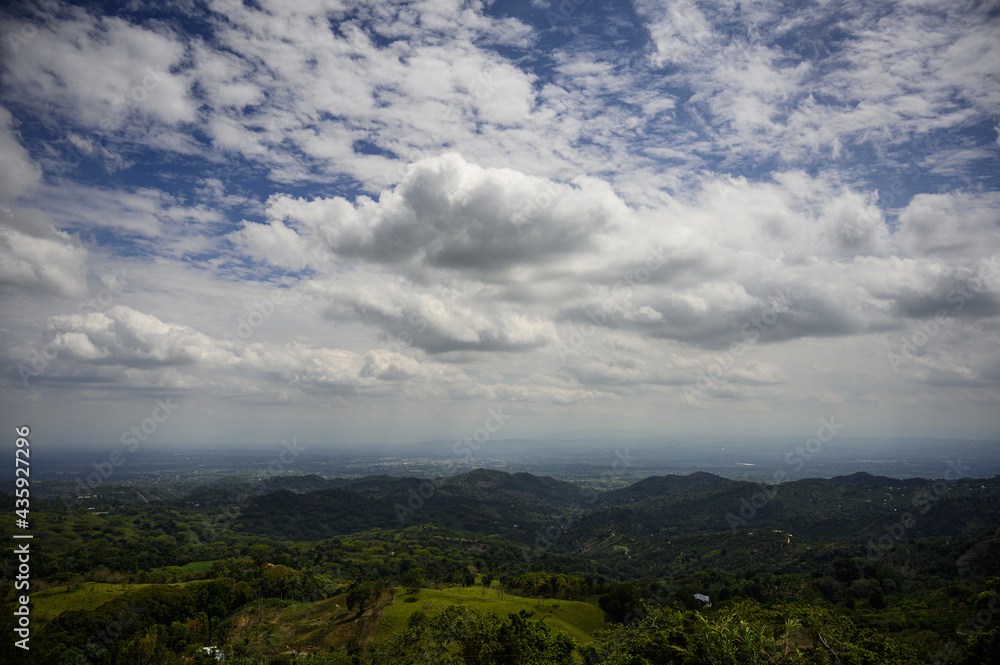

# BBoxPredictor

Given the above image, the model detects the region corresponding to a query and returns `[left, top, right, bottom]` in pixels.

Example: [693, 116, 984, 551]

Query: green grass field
[181, 559, 220, 572]
[32, 582, 148, 621]
[375, 585, 607, 643]
[35, 579, 607, 654]
[32, 580, 203, 622]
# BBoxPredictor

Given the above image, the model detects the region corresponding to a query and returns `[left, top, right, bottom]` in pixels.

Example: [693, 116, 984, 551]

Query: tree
[599, 582, 642, 622]
[261, 564, 298, 599]
[345, 579, 383, 616]
[407, 610, 427, 628]
[402, 568, 424, 595]
[956, 626, 1000, 665]
[371, 606, 578, 664]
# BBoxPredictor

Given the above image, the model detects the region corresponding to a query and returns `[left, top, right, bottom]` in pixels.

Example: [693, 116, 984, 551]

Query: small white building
[201, 646, 223, 660]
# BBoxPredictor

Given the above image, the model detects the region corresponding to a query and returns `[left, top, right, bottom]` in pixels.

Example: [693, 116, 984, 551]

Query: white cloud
[0, 0, 997, 442]
[229, 150, 999, 361]
[30, 183, 229, 260]
[895, 192, 1000, 259]
[0, 106, 86, 297]
[0, 9, 194, 130]
[0, 220, 87, 297]
[0, 300, 476, 400]
[640, 0, 715, 67]
[0, 106, 41, 199]
[240, 153, 631, 275]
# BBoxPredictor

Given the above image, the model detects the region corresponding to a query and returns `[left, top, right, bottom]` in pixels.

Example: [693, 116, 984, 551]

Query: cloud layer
[0, 0, 997, 444]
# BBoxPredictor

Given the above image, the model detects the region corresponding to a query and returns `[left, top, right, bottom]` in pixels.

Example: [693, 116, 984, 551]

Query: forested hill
[231, 468, 999, 547]
[5, 468, 999, 664]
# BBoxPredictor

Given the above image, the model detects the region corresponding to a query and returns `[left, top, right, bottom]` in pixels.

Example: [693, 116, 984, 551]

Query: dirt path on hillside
[359, 589, 396, 648]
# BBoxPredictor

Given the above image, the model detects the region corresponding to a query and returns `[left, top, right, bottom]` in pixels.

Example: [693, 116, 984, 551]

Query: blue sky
[1, 0, 998, 448]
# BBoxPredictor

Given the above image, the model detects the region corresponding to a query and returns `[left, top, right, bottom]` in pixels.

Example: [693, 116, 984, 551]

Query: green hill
[220, 584, 607, 657]
[377, 585, 607, 644]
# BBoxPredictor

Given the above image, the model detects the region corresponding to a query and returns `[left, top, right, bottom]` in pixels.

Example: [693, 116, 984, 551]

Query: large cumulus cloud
[232, 153, 999, 358]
